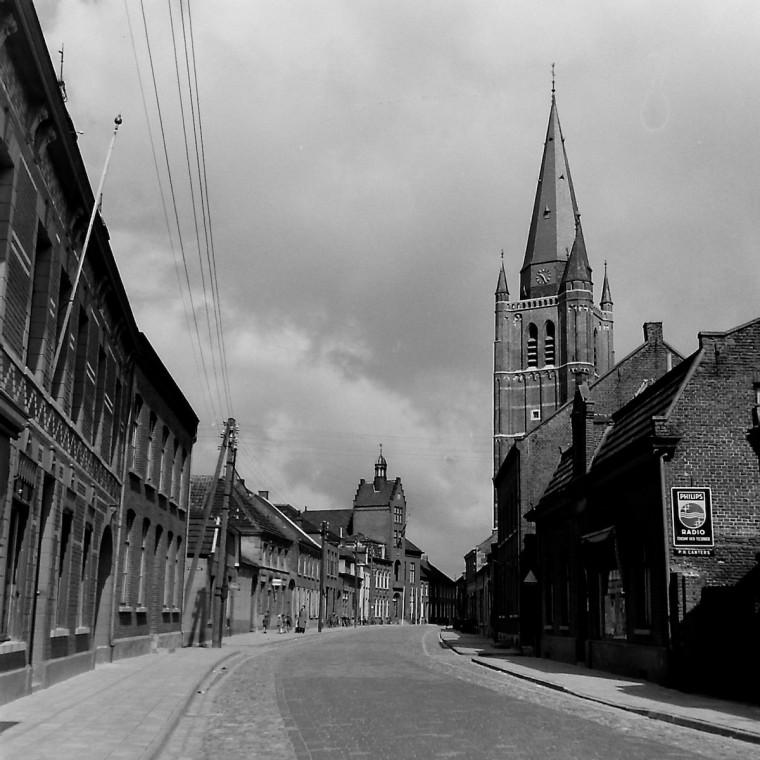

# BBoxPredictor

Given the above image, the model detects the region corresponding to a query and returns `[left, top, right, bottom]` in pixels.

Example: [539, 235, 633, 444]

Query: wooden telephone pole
[212, 418, 237, 648]
[318, 521, 328, 633]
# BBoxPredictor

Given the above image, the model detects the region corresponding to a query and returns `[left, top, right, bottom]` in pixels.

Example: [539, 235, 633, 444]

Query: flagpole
[52, 115, 122, 372]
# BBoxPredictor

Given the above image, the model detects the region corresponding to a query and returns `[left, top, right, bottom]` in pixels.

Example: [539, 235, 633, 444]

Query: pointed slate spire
[601, 260, 613, 310]
[520, 84, 580, 298]
[496, 250, 509, 298]
[561, 215, 592, 286]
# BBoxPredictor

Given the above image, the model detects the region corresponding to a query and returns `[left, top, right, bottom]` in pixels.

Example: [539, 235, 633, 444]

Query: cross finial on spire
[500, 249, 504, 260]
[551, 63, 555, 95]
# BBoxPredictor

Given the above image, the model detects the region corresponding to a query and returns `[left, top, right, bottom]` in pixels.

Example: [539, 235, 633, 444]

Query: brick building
[491, 83, 683, 648]
[184, 476, 325, 642]
[420, 556, 456, 625]
[304, 450, 428, 624]
[493, 87, 614, 528]
[0, 2, 196, 702]
[493, 323, 681, 646]
[529, 318, 760, 700]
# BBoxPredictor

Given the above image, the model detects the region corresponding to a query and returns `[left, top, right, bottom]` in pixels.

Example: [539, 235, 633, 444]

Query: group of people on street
[261, 606, 309, 634]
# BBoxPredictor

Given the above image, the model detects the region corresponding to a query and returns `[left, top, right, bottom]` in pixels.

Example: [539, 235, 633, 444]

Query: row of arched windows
[120, 510, 182, 611]
[526, 321, 555, 368]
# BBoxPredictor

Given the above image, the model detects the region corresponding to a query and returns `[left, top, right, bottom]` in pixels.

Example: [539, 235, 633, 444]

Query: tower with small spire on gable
[493, 82, 614, 523]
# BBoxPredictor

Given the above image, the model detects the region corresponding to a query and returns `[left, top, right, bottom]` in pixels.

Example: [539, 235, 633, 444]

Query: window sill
[75, 626, 91, 635]
[118, 605, 133, 613]
[135, 606, 148, 614]
[0, 639, 27, 655]
[50, 628, 70, 638]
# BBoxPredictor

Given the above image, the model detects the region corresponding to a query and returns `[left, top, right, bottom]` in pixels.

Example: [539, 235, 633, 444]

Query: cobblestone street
[161, 626, 755, 760]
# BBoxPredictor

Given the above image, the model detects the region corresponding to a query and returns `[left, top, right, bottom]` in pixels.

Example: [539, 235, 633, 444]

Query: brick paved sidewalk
[0, 627, 318, 760]
[440, 629, 760, 745]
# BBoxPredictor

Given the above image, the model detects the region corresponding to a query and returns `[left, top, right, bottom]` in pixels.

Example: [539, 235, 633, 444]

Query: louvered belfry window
[545, 321, 555, 366]
[527, 323, 538, 367]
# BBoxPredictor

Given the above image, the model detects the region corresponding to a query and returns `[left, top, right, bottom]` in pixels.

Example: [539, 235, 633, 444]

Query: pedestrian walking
[285, 614, 292, 633]
[277, 613, 283, 634]
[262, 611, 270, 634]
[297, 605, 307, 633]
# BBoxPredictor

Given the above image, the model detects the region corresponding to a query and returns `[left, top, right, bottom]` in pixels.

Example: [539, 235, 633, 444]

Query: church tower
[493, 85, 614, 522]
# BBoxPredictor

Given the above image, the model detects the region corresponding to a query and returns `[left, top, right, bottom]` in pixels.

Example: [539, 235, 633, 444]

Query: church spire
[496, 250, 509, 298]
[520, 81, 580, 299]
[601, 260, 613, 310]
[561, 215, 592, 287]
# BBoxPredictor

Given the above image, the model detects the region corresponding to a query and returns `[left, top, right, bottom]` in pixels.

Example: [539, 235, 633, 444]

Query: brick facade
[530, 318, 760, 700]
[0, 2, 197, 702]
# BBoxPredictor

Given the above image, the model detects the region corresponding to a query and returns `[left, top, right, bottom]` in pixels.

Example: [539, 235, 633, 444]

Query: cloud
[37, 0, 760, 577]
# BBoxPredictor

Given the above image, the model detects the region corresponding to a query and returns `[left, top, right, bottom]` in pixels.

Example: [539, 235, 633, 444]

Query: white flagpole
[52, 115, 122, 372]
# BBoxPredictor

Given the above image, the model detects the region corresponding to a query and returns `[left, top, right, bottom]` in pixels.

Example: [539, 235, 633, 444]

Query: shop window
[77, 522, 93, 629]
[56, 510, 74, 629]
[601, 569, 626, 639]
[1, 502, 29, 640]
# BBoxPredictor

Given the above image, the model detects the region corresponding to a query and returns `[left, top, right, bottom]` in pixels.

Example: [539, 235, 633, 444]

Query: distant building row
[183, 452, 457, 644]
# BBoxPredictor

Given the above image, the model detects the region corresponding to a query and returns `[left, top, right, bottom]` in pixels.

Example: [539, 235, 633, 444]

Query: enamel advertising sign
[670, 487, 714, 556]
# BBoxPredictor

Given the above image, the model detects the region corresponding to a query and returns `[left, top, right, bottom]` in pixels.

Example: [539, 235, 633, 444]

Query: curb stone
[440, 633, 760, 747]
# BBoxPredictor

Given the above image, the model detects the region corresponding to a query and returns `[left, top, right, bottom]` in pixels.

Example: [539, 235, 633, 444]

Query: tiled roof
[189, 474, 291, 543]
[404, 537, 423, 555]
[420, 558, 455, 586]
[302, 509, 353, 535]
[542, 447, 575, 498]
[591, 352, 696, 469]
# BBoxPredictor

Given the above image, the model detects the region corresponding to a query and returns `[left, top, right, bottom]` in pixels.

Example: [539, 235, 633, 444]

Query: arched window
[527, 323, 538, 367]
[121, 510, 136, 605]
[137, 519, 150, 607]
[544, 321, 555, 366]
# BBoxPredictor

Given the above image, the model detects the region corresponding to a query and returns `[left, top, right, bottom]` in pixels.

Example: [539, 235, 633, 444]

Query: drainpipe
[658, 455, 674, 658]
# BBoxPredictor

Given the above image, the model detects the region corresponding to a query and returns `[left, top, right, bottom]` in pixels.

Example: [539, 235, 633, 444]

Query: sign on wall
[670, 487, 714, 556]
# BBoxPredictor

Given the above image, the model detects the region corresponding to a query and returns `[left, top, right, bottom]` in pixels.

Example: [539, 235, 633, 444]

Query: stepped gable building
[0, 2, 197, 703]
[529, 317, 760, 701]
[304, 450, 429, 623]
[490, 86, 682, 648]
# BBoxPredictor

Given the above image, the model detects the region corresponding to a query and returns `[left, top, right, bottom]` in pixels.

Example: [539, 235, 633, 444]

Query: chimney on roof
[258, 490, 269, 500]
[643, 322, 663, 345]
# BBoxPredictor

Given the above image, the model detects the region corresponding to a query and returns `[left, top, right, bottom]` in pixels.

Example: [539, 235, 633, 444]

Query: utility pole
[212, 418, 237, 648]
[183, 423, 231, 622]
[353, 538, 359, 628]
[318, 521, 328, 633]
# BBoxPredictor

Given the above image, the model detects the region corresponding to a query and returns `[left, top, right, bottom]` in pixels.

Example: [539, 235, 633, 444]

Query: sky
[34, 1, 760, 579]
